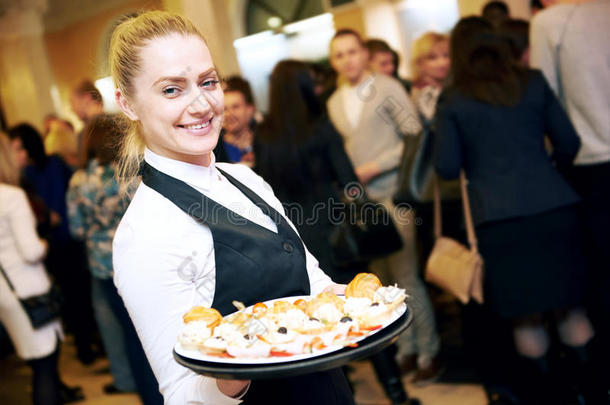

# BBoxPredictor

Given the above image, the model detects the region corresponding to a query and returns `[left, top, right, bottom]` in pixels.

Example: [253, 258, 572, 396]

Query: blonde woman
[0, 132, 66, 405]
[410, 32, 450, 121]
[110, 11, 352, 404]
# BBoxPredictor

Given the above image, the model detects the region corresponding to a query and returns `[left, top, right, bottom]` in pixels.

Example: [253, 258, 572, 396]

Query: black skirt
[476, 204, 587, 319]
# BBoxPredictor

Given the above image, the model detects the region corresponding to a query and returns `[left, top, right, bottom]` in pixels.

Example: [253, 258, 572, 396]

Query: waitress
[110, 11, 354, 405]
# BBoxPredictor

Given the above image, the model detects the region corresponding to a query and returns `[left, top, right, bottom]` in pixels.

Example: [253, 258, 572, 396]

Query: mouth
[177, 117, 214, 134]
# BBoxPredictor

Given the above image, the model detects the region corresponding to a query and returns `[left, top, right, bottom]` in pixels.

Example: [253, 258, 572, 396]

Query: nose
[186, 86, 217, 115]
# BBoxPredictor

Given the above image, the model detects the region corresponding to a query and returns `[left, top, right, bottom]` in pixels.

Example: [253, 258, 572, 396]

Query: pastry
[345, 273, 382, 300]
[182, 306, 222, 328]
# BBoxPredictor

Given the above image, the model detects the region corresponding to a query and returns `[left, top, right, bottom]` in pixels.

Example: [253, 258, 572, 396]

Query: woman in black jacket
[255, 60, 416, 405]
[434, 17, 600, 404]
[254, 60, 363, 284]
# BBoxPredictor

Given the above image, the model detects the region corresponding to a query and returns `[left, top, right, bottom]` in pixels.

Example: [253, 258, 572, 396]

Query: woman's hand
[355, 161, 381, 185]
[323, 283, 347, 296]
[217, 379, 250, 398]
[40, 239, 49, 258]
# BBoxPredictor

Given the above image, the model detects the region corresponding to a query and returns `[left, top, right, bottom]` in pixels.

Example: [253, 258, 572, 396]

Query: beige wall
[44, 0, 162, 122]
[331, 6, 366, 36]
[457, 0, 531, 19]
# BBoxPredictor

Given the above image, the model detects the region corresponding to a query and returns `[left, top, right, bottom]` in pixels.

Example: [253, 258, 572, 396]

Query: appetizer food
[177, 273, 406, 359]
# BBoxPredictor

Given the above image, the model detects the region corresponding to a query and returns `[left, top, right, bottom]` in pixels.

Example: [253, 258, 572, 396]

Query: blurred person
[435, 17, 602, 404]
[70, 80, 103, 154]
[410, 32, 450, 121]
[8, 124, 100, 366]
[44, 119, 79, 167]
[482, 1, 510, 27]
[214, 78, 256, 165]
[43, 113, 58, 138]
[498, 19, 530, 66]
[365, 39, 412, 93]
[311, 62, 338, 110]
[67, 114, 161, 401]
[255, 59, 419, 405]
[328, 28, 442, 387]
[255, 59, 365, 284]
[223, 75, 263, 123]
[405, 31, 460, 273]
[0, 131, 83, 405]
[366, 39, 396, 77]
[531, 3, 610, 378]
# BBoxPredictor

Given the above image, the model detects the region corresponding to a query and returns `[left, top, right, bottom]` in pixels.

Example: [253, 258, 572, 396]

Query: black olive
[340, 316, 352, 323]
[243, 334, 250, 339]
[309, 317, 319, 322]
[277, 327, 287, 334]
[371, 302, 379, 307]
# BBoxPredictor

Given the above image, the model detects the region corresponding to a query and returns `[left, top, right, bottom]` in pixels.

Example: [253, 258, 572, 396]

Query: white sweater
[530, 0, 610, 165]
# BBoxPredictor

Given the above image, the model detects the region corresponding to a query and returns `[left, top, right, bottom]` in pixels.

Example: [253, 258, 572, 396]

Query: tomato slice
[361, 325, 382, 331]
[270, 350, 294, 357]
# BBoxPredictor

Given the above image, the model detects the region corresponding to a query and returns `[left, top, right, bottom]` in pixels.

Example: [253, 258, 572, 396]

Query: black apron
[141, 162, 354, 405]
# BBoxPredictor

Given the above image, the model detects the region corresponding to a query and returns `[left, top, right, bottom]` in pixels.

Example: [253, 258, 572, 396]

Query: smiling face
[223, 90, 253, 135]
[116, 33, 224, 166]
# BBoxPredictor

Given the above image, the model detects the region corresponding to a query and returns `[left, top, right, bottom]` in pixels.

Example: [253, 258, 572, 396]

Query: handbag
[329, 195, 403, 267]
[393, 116, 460, 206]
[425, 171, 484, 304]
[0, 264, 62, 329]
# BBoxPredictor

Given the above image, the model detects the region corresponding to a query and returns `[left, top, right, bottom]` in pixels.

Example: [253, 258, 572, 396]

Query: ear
[115, 89, 139, 121]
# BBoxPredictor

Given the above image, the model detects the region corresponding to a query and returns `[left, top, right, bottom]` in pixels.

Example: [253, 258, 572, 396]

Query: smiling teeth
[184, 121, 210, 130]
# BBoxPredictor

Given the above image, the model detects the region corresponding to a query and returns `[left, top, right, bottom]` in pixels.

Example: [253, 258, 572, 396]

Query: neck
[346, 70, 370, 87]
[225, 127, 252, 146]
[149, 146, 213, 168]
[419, 76, 443, 88]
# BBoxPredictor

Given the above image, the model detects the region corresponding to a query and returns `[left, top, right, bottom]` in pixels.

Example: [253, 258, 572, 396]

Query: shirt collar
[144, 148, 219, 192]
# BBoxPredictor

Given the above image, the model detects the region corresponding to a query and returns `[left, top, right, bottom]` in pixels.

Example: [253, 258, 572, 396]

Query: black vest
[141, 162, 354, 405]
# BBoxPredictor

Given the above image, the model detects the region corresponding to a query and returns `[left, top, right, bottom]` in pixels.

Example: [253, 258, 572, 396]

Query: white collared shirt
[112, 148, 333, 404]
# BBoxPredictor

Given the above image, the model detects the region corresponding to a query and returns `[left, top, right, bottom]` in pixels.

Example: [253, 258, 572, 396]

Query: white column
[361, 0, 410, 77]
[0, 0, 56, 131]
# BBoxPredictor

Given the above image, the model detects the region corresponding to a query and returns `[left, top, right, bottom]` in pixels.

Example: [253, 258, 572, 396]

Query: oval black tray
[173, 305, 412, 380]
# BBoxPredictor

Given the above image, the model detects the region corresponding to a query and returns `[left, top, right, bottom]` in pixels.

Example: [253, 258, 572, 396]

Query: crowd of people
[0, 1, 608, 405]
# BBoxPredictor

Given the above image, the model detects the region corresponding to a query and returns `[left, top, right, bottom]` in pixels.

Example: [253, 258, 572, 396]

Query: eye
[162, 86, 180, 97]
[200, 79, 220, 90]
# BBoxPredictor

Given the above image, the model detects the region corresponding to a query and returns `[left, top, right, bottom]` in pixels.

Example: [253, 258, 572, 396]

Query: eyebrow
[152, 68, 217, 87]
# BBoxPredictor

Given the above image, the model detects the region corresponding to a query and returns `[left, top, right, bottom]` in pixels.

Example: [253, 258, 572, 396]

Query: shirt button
[283, 242, 294, 253]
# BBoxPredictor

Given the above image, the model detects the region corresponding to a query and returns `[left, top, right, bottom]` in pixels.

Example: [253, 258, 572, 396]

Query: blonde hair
[410, 32, 449, 83]
[0, 132, 20, 186]
[109, 10, 206, 189]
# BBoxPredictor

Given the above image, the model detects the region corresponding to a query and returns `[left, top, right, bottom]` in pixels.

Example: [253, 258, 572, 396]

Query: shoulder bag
[425, 171, 484, 304]
[0, 263, 62, 329]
